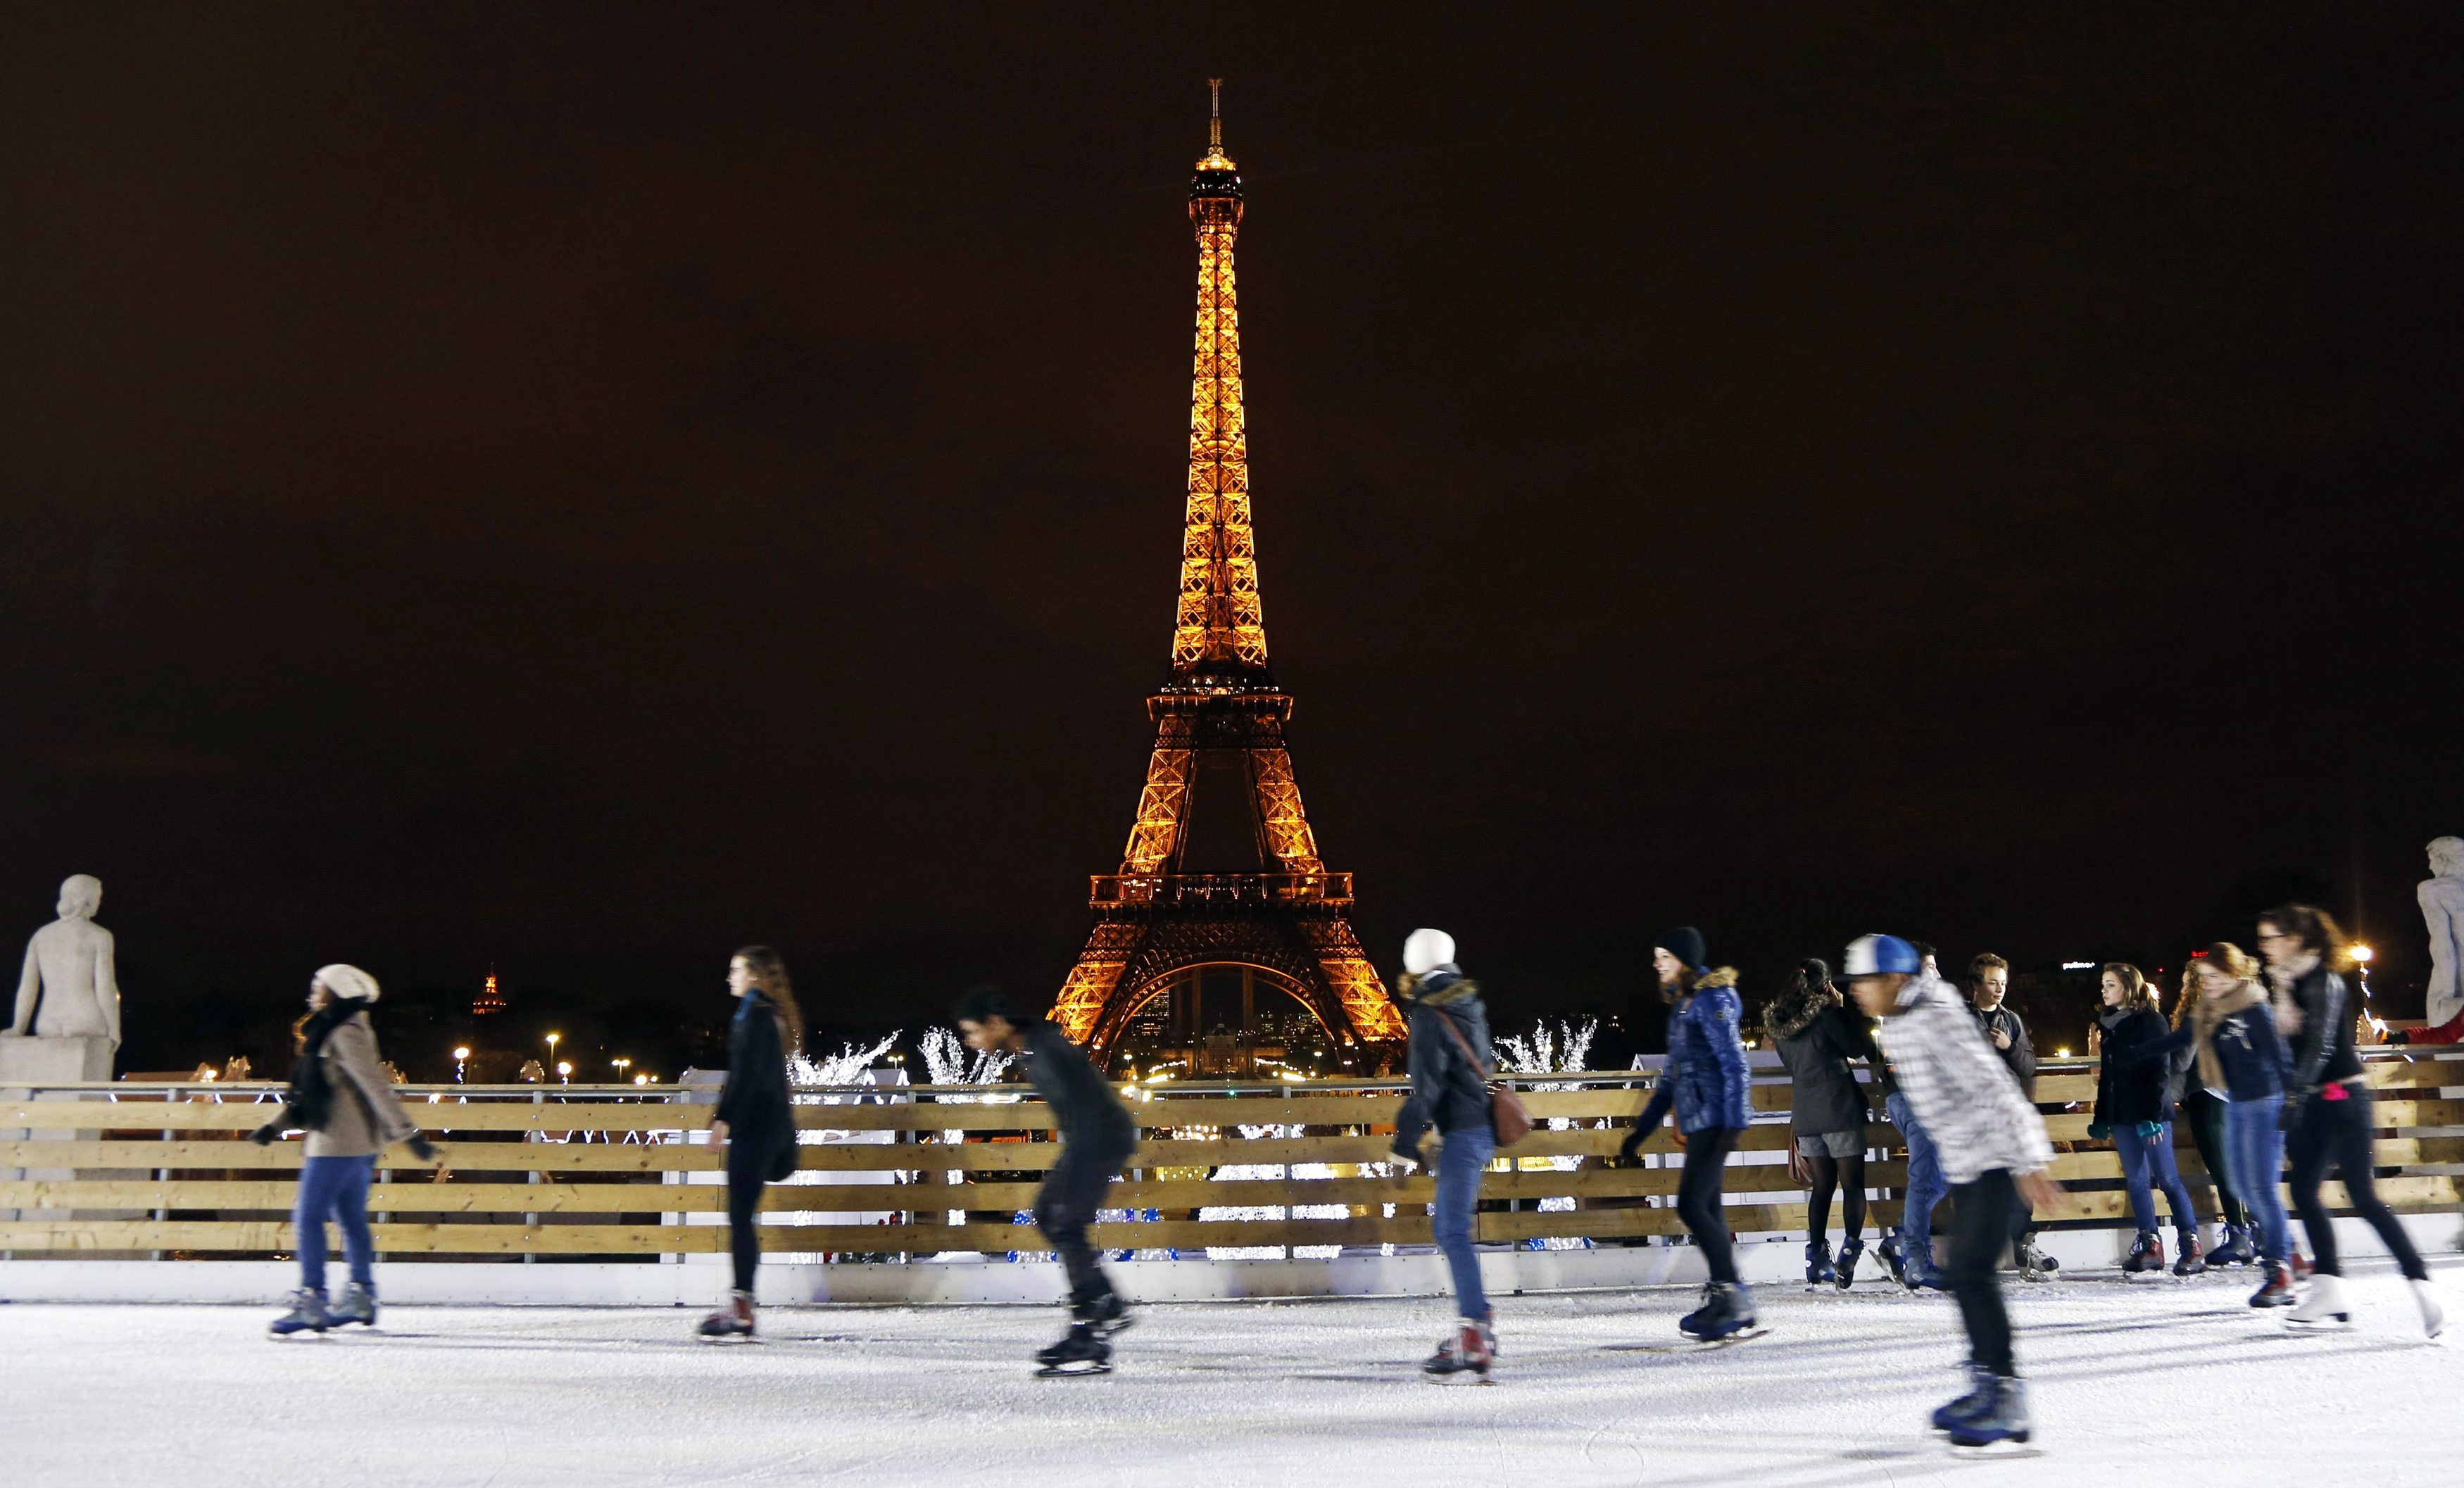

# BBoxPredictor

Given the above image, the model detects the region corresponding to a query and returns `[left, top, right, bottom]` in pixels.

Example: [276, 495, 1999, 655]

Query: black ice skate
[697, 1290, 757, 1341]
[2172, 1230, 2206, 1277]
[1834, 1235, 1865, 1291]
[328, 1282, 377, 1328]
[1075, 1290, 1135, 1340]
[1804, 1240, 1837, 1288]
[2209, 1225, 2256, 1267]
[1690, 1282, 1759, 1342]
[1930, 1362, 1994, 1434]
[1036, 1320, 1114, 1377]
[2014, 1237, 2058, 1282]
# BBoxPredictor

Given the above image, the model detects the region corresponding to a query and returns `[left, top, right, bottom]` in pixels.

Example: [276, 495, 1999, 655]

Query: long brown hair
[735, 945, 805, 1059]
[2103, 962, 2160, 1016]
[2258, 903, 2351, 971]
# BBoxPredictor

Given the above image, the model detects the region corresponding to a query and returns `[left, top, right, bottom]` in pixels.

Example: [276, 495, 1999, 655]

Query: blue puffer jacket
[1638, 969, 1755, 1135]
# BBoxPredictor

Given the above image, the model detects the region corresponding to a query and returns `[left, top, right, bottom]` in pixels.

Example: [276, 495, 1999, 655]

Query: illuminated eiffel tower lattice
[1050, 84, 1408, 1071]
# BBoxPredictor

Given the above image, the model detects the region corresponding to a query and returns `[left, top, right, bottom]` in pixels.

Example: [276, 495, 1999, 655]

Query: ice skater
[2168, 963, 2256, 1268]
[252, 964, 441, 1336]
[698, 946, 803, 1339]
[1843, 934, 2058, 1451]
[2261, 904, 2444, 1335]
[2089, 964, 2204, 1275]
[1970, 954, 2056, 1280]
[1878, 942, 1952, 1292]
[2117, 943, 2296, 1306]
[957, 987, 1138, 1374]
[1618, 926, 1756, 1340]
[1388, 928, 1500, 1379]
[1765, 957, 1882, 1289]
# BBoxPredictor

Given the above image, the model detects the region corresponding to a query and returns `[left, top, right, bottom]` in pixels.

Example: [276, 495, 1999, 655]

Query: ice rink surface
[4, 1259, 2454, 1487]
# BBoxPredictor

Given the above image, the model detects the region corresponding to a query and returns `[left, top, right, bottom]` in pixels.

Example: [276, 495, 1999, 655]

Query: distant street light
[452, 1047, 471, 1084]
[555, 1060, 572, 1085]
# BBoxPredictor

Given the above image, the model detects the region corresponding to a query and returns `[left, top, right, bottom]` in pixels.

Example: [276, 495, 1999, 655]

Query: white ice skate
[2413, 1279, 2445, 1340]
[2287, 1273, 2351, 1329]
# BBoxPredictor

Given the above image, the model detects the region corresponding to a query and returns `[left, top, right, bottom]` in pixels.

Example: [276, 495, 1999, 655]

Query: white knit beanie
[315, 963, 381, 1004]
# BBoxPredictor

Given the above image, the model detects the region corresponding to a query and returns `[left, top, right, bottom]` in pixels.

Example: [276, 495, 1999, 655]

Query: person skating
[2169, 964, 2256, 1268]
[1766, 957, 1884, 1289]
[2089, 964, 2204, 1276]
[957, 985, 1140, 1373]
[1388, 928, 1501, 1380]
[2261, 905, 2443, 1336]
[697, 947, 803, 1340]
[2118, 943, 2297, 1306]
[1970, 954, 2056, 1280]
[252, 964, 442, 1335]
[1618, 926, 1757, 1339]
[1844, 935, 2059, 1451]
[1876, 942, 1954, 1292]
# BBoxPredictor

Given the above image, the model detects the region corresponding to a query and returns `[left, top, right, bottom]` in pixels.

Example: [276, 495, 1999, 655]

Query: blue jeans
[2220, 1095, 2289, 1263]
[1885, 1093, 1946, 1274]
[2112, 1121, 2199, 1237]
[1432, 1125, 1497, 1320]
[294, 1154, 377, 1293]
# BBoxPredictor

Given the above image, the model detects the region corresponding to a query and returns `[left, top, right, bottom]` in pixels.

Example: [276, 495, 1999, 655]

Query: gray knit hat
[315, 963, 380, 1004]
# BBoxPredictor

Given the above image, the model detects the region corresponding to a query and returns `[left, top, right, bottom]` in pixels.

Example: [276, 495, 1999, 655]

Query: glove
[2135, 1121, 2164, 1140]
[1387, 1137, 1421, 1170]
[2086, 1121, 2110, 1142]
[405, 1134, 439, 1163]
[1617, 1126, 1646, 1164]
[249, 1121, 283, 1147]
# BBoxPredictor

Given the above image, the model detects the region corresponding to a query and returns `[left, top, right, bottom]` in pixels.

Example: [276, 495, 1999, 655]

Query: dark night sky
[3, 7, 2458, 1071]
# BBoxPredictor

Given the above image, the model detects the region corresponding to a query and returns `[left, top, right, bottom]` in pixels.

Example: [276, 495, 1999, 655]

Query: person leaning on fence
[252, 964, 441, 1337]
[2089, 963, 2204, 1276]
[1844, 934, 2059, 1451]
[1389, 927, 1501, 1380]
[2261, 903, 2443, 1337]
[697, 945, 804, 1340]
[957, 985, 1138, 1375]
[1764, 957, 1885, 1290]
[1968, 954, 2056, 1280]
[1618, 925, 1758, 1342]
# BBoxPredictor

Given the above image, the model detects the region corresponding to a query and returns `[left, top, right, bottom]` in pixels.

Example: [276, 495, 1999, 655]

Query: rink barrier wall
[1, 1052, 2457, 1273]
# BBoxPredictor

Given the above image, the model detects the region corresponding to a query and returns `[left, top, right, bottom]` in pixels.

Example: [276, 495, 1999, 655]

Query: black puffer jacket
[716, 990, 796, 1175]
[1765, 983, 1881, 1137]
[2094, 1007, 2175, 1126]
[1396, 967, 1495, 1147]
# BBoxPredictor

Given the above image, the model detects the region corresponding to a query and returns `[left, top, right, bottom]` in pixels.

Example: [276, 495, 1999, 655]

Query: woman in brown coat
[252, 964, 439, 1335]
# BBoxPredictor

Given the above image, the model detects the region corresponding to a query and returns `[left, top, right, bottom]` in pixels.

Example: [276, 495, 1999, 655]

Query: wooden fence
[2, 1053, 2456, 1261]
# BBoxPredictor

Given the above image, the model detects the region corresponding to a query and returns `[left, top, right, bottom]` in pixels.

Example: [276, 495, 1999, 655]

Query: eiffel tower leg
[1298, 919, 1409, 1047]
[1052, 923, 1141, 1046]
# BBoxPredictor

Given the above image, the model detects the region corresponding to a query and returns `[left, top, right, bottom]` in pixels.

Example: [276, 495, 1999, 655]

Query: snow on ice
[1, 1259, 2455, 1487]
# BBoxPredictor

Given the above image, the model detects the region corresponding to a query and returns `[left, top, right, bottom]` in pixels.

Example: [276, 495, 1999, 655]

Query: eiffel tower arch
[1050, 84, 1407, 1074]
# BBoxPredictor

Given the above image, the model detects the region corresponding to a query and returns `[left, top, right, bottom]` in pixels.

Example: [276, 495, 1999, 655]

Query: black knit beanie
[1656, 926, 1706, 970]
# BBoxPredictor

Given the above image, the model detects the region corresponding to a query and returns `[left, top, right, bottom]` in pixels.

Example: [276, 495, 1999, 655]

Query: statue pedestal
[0, 1036, 125, 1230]
[0, 1035, 115, 1085]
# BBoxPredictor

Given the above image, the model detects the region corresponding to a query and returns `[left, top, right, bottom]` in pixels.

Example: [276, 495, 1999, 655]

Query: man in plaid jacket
[1845, 934, 2059, 1451]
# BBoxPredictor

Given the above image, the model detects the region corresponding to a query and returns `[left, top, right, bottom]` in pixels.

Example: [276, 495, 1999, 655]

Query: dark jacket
[1975, 1004, 2038, 1099]
[2163, 1035, 2198, 1109]
[2277, 959, 2364, 1102]
[1397, 968, 1495, 1147]
[2126, 1004, 2290, 1104]
[1638, 969, 1754, 1135]
[2093, 1007, 2176, 1126]
[1020, 1019, 1138, 1153]
[717, 990, 796, 1170]
[1766, 983, 1880, 1137]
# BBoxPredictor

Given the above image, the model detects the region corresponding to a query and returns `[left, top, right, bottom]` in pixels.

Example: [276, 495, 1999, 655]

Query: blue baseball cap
[1842, 934, 1922, 978]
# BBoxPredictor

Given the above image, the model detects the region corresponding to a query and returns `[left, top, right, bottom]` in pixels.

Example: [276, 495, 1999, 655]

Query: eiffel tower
[1050, 84, 1408, 1072]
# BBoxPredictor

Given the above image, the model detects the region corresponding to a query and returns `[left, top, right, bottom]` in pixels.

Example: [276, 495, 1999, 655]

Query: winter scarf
[1763, 979, 1841, 1042]
[281, 997, 369, 1131]
[2192, 978, 2265, 1093]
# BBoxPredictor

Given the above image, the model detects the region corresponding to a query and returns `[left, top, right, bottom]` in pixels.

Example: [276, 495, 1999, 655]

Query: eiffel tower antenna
[1050, 87, 1407, 1071]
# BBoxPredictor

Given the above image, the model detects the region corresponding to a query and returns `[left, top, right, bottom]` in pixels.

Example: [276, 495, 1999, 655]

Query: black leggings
[1676, 1126, 1741, 1285]
[2287, 1085, 2427, 1281]
[1034, 1135, 1131, 1310]
[725, 1133, 788, 1294]
[1947, 1169, 2020, 1377]
[2185, 1088, 2249, 1230]
[1805, 1150, 1868, 1241]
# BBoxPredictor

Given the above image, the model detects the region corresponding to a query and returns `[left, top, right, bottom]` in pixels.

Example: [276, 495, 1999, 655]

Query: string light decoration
[1050, 82, 1408, 1061]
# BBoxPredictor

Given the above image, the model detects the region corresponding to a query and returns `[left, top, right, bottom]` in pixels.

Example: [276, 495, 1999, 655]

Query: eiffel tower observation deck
[1050, 84, 1408, 1076]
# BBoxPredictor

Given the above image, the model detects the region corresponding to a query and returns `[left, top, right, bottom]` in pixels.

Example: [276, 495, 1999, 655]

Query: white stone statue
[6, 875, 121, 1046]
[2423, 837, 2464, 1031]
